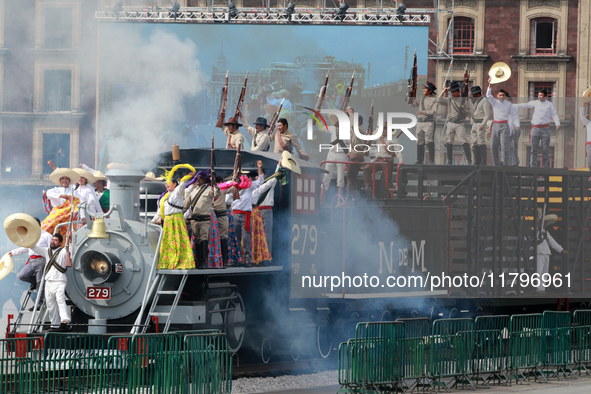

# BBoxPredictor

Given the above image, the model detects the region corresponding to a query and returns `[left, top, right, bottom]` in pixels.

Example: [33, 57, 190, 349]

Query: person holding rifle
[270, 118, 310, 160]
[409, 82, 438, 164]
[220, 117, 245, 150]
[240, 112, 270, 151]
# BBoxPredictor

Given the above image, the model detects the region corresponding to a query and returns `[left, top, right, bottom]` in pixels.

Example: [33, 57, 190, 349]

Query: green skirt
[158, 212, 195, 270]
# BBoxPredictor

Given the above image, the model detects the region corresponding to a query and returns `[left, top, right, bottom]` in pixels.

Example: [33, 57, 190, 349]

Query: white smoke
[98, 26, 206, 166]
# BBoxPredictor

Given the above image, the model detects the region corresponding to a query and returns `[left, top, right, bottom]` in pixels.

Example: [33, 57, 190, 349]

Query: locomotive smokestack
[105, 169, 146, 221]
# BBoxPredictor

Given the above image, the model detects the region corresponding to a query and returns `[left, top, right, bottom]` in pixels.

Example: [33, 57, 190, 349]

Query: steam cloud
[98, 26, 205, 167]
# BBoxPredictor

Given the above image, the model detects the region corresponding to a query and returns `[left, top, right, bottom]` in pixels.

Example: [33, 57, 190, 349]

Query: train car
[10, 148, 591, 362]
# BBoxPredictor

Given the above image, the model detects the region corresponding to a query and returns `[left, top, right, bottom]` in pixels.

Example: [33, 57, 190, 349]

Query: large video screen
[97, 23, 429, 166]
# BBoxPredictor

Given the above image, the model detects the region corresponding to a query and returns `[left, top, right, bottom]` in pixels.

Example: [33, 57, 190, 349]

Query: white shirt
[252, 167, 279, 207]
[31, 245, 68, 282]
[241, 115, 270, 152]
[76, 184, 103, 219]
[486, 87, 520, 129]
[225, 176, 264, 212]
[163, 180, 188, 216]
[580, 107, 591, 142]
[81, 164, 110, 189]
[537, 229, 563, 256]
[509, 105, 520, 135]
[11, 230, 53, 257]
[46, 186, 77, 208]
[514, 99, 560, 126]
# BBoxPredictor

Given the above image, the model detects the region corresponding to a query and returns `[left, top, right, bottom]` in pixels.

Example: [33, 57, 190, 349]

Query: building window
[530, 18, 557, 55]
[294, 174, 317, 214]
[449, 17, 475, 54]
[44, 70, 72, 112]
[527, 146, 555, 168]
[45, 8, 73, 49]
[43, 134, 71, 174]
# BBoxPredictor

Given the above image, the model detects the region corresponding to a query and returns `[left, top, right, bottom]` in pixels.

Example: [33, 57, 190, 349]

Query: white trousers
[323, 151, 347, 190]
[536, 254, 549, 292]
[45, 280, 70, 327]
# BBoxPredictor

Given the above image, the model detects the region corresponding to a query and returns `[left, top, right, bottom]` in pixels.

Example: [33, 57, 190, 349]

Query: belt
[233, 210, 252, 233]
[214, 210, 227, 217]
[529, 124, 550, 142]
[449, 118, 464, 124]
[472, 118, 483, 123]
[191, 215, 210, 222]
[30, 255, 43, 259]
[418, 117, 434, 122]
[258, 206, 272, 210]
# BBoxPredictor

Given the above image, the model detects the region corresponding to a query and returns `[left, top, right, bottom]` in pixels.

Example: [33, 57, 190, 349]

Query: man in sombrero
[219, 116, 245, 150]
[42, 166, 81, 245]
[536, 208, 568, 294]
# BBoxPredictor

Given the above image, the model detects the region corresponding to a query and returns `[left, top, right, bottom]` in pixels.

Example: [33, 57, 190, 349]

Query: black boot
[427, 142, 435, 164]
[195, 241, 206, 269]
[446, 144, 454, 165]
[200, 241, 209, 269]
[221, 239, 228, 268]
[480, 145, 488, 165]
[473, 145, 480, 165]
[415, 144, 425, 164]
[462, 143, 472, 165]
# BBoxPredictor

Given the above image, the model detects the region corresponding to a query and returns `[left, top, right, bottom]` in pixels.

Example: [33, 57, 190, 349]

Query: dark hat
[423, 82, 437, 92]
[223, 116, 243, 127]
[470, 86, 482, 95]
[449, 81, 461, 92]
[254, 117, 269, 128]
[499, 89, 510, 98]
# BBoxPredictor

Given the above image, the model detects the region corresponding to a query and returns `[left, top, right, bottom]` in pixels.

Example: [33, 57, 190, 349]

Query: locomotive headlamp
[81, 251, 121, 284]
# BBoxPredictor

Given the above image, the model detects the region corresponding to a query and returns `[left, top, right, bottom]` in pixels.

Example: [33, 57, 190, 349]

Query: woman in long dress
[155, 164, 196, 270]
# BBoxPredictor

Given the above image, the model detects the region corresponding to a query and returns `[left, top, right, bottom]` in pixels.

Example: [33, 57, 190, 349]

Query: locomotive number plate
[86, 287, 111, 300]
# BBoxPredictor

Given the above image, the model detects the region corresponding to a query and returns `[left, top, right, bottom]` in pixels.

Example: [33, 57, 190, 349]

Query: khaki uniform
[213, 188, 229, 240]
[271, 130, 308, 157]
[410, 95, 437, 144]
[240, 115, 270, 151]
[437, 96, 470, 145]
[469, 97, 491, 146]
[183, 184, 219, 243]
[221, 126, 245, 149]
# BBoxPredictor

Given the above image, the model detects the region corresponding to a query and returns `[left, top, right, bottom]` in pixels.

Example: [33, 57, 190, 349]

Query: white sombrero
[72, 168, 96, 184]
[537, 208, 558, 226]
[280, 151, 302, 175]
[93, 170, 108, 181]
[49, 168, 80, 186]
[0, 253, 14, 281]
[143, 171, 164, 182]
[107, 163, 128, 170]
[4, 213, 41, 249]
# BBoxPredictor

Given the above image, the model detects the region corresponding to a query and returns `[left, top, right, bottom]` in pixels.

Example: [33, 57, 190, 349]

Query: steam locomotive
[11, 147, 591, 362]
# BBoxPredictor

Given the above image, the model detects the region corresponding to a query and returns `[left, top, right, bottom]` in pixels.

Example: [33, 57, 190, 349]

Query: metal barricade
[573, 310, 591, 376]
[0, 337, 42, 394]
[397, 317, 431, 391]
[542, 311, 574, 379]
[472, 315, 509, 386]
[105, 335, 133, 393]
[182, 332, 232, 394]
[338, 339, 364, 389]
[127, 333, 181, 394]
[429, 318, 475, 390]
[507, 313, 544, 384]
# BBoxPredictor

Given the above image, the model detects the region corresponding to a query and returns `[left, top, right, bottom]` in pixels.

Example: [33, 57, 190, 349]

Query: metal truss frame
[94, 9, 430, 25]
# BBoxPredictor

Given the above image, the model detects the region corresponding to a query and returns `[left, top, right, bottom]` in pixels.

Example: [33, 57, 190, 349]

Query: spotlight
[335, 0, 349, 22]
[396, 2, 406, 21]
[285, 1, 296, 21]
[228, 1, 239, 18]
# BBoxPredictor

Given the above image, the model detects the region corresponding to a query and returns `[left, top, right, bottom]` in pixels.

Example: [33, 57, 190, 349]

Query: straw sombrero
[49, 168, 80, 186]
[93, 170, 108, 181]
[4, 213, 41, 249]
[537, 208, 558, 226]
[280, 151, 302, 175]
[0, 253, 14, 281]
[72, 168, 96, 184]
[143, 171, 164, 182]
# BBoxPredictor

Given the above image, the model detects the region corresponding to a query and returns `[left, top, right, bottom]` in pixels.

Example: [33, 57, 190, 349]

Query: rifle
[267, 98, 285, 136]
[215, 70, 229, 128]
[367, 99, 374, 133]
[231, 144, 242, 199]
[341, 72, 355, 111]
[234, 72, 248, 118]
[315, 71, 330, 112]
[406, 49, 418, 104]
